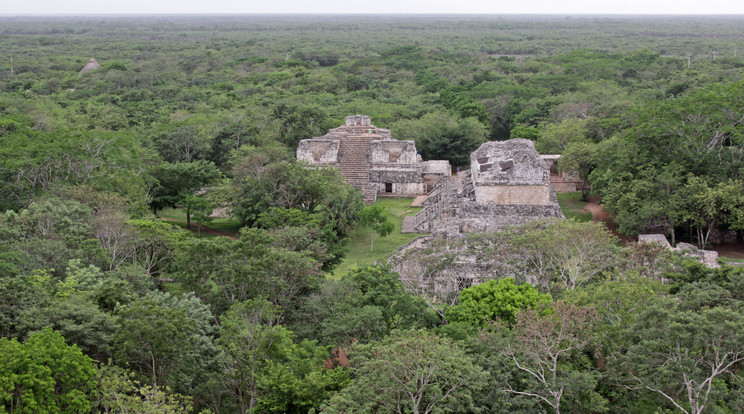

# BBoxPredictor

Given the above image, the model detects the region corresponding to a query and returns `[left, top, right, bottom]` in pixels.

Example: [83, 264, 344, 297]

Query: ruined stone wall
[428, 203, 564, 234]
[345, 115, 372, 126]
[552, 182, 579, 193]
[296, 139, 339, 164]
[368, 169, 423, 183]
[421, 160, 451, 176]
[474, 185, 551, 205]
[369, 140, 418, 164]
[471, 139, 550, 188]
[373, 181, 425, 195]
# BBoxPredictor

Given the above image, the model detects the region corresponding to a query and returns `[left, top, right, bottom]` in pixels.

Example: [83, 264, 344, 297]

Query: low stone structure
[542, 154, 582, 193]
[403, 139, 564, 234]
[297, 115, 451, 204]
[638, 234, 720, 268]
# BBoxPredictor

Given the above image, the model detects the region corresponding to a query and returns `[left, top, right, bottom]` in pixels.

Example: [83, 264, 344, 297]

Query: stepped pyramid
[297, 115, 451, 205]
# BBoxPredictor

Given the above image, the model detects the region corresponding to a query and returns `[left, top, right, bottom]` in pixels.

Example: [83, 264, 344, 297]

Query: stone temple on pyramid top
[296, 115, 451, 204]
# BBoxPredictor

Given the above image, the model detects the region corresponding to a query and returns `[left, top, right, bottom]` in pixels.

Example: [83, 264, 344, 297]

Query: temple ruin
[296, 115, 451, 204]
[402, 139, 564, 234]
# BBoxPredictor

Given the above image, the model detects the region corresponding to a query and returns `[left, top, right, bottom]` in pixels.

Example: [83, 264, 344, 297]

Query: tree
[113, 292, 216, 396]
[536, 117, 590, 154]
[498, 302, 600, 414]
[321, 330, 488, 414]
[126, 219, 186, 275]
[598, 164, 685, 243]
[513, 220, 620, 293]
[293, 265, 439, 346]
[272, 104, 333, 149]
[94, 363, 193, 414]
[217, 299, 348, 414]
[445, 278, 552, 328]
[358, 205, 394, 252]
[0, 329, 98, 413]
[150, 160, 222, 228]
[391, 112, 487, 167]
[173, 227, 323, 315]
[612, 286, 744, 414]
[559, 140, 597, 201]
[678, 176, 744, 248]
[155, 125, 207, 163]
[231, 159, 360, 229]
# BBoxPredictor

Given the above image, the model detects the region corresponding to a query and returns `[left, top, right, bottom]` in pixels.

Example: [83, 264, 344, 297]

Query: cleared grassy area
[156, 208, 241, 238]
[158, 201, 424, 276]
[557, 192, 593, 222]
[331, 198, 427, 279]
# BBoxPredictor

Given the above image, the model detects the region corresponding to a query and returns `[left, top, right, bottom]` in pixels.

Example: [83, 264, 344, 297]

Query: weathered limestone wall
[474, 185, 551, 205]
[345, 115, 372, 126]
[296, 139, 339, 164]
[408, 139, 564, 234]
[369, 141, 418, 164]
[471, 139, 549, 188]
[430, 204, 564, 234]
[421, 160, 451, 176]
[552, 182, 579, 193]
[368, 169, 424, 183]
[373, 181, 425, 195]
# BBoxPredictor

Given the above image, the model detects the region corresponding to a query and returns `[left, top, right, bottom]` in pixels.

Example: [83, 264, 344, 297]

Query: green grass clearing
[557, 192, 593, 222]
[158, 201, 425, 276]
[331, 197, 427, 279]
[156, 208, 241, 238]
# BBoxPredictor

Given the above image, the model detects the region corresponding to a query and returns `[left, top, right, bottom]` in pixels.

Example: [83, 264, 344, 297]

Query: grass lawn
[156, 208, 241, 238]
[557, 192, 593, 222]
[330, 198, 427, 279]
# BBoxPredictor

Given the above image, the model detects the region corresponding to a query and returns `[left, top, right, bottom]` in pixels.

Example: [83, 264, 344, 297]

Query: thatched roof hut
[78, 58, 100, 76]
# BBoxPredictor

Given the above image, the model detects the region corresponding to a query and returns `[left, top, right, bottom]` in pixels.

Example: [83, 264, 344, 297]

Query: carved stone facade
[297, 115, 451, 204]
[403, 139, 564, 234]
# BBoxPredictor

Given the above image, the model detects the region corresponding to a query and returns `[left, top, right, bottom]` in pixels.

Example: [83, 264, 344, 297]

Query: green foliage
[446, 278, 552, 328]
[613, 290, 744, 414]
[94, 363, 193, 413]
[321, 329, 487, 414]
[358, 205, 394, 251]
[513, 220, 621, 293]
[0, 329, 97, 413]
[560, 140, 598, 201]
[113, 291, 216, 396]
[294, 265, 439, 346]
[5, 14, 744, 412]
[217, 299, 348, 413]
[173, 227, 324, 315]
[391, 111, 487, 167]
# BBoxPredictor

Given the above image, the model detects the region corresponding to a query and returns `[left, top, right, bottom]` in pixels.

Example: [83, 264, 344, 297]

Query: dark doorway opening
[385, 183, 393, 193]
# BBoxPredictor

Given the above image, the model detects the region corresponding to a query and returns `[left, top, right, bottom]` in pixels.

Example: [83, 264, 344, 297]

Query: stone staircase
[337, 135, 377, 204]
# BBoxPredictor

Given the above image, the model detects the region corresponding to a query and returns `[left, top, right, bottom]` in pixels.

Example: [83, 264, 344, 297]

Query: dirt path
[582, 197, 744, 258]
[583, 196, 634, 243]
[159, 218, 238, 240]
[712, 242, 744, 259]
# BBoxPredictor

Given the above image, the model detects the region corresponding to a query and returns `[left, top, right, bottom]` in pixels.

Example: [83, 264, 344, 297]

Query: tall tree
[0, 329, 98, 413]
[322, 329, 487, 414]
[614, 292, 744, 414]
[150, 160, 222, 228]
[498, 302, 601, 414]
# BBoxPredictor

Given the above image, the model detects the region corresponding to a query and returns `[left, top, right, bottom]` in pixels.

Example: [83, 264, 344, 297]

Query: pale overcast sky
[2, 0, 743, 15]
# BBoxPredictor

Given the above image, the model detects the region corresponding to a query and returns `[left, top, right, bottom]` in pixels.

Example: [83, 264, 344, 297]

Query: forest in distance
[2, 14, 744, 413]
